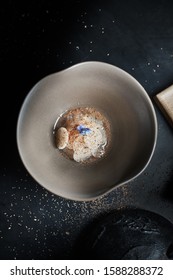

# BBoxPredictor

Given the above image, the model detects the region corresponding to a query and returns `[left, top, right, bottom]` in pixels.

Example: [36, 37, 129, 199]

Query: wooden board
[154, 85, 173, 128]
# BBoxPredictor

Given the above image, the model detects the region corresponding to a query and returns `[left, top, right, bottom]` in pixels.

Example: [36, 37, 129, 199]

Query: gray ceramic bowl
[17, 61, 157, 201]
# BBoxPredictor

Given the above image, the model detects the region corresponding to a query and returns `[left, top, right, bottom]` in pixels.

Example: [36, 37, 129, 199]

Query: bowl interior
[17, 62, 157, 200]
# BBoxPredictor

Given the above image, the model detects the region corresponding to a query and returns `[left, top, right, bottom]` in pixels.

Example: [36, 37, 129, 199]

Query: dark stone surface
[0, 0, 173, 259]
[74, 208, 173, 259]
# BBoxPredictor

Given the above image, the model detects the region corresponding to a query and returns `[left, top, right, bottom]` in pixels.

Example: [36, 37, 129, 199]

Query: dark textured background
[0, 0, 173, 259]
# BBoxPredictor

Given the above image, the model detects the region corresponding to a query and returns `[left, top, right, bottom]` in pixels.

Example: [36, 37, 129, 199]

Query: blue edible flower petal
[77, 125, 91, 135]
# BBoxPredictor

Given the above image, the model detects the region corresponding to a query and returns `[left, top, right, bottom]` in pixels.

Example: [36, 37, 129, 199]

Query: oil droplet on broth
[54, 107, 111, 164]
